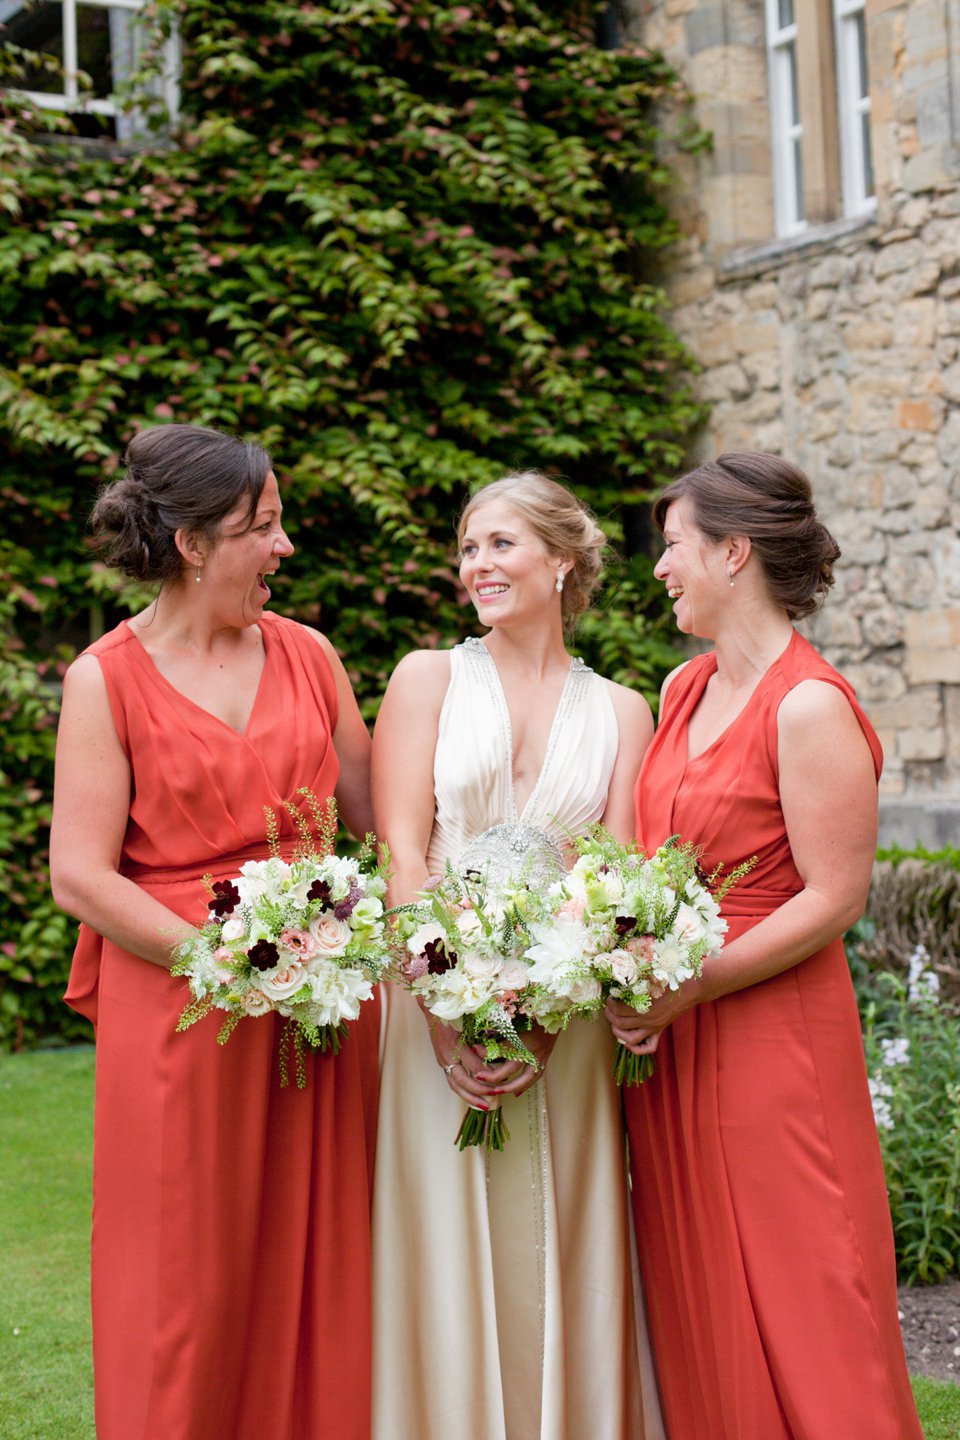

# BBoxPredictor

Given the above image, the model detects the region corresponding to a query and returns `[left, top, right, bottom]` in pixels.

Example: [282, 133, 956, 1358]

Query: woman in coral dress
[372, 472, 665, 1440]
[51, 425, 378, 1440]
[610, 453, 923, 1440]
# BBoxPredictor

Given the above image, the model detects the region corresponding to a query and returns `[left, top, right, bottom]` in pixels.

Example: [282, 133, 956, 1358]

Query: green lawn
[0, 1048, 95, 1440]
[0, 1047, 958, 1439]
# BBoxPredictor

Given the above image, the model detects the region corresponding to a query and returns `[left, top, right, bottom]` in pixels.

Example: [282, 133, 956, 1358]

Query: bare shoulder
[603, 677, 654, 734]
[62, 651, 108, 704]
[777, 678, 859, 735]
[386, 647, 452, 702]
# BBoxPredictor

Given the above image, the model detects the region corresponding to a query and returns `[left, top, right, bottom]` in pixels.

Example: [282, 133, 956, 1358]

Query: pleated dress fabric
[64, 613, 380, 1440]
[372, 638, 666, 1440]
[625, 629, 923, 1440]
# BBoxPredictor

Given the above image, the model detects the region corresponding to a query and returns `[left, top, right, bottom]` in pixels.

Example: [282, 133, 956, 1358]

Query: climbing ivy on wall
[0, 0, 699, 1044]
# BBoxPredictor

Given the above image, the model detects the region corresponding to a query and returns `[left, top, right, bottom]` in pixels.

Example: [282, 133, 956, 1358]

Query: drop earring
[556, 571, 564, 593]
[728, 570, 734, 587]
[196, 566, 202, 583]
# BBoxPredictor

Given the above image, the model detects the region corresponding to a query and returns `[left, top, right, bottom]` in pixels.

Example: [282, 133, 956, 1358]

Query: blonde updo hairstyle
[458, 471, 606, 634]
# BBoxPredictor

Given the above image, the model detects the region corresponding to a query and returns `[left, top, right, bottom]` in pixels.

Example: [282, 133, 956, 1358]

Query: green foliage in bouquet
[0, 0, 699, 1046]
[861, 955, 960, 1284]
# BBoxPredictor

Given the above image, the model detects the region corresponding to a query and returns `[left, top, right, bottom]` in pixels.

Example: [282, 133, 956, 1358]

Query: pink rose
[308, 912, 352, 955]
[241, 988, 272, 1016]
[626, 934, 656, 963]
[259, 960, 308, 1002]
[559, 898, 585, 922]
[279, 927, 319, 960]
[212, 946, 236, 984]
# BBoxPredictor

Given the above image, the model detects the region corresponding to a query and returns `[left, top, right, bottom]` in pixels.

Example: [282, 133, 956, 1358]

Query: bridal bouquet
[390, 864, 548, 1152]
[172, 791, 388, 1086]
[523, 830, 754, 1085]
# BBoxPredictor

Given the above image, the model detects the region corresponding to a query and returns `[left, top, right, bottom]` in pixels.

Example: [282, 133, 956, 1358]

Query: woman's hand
[606, 980, 705, 1053]
[476, 1024, 560, 1099]
[425, 1012, 559, 1104]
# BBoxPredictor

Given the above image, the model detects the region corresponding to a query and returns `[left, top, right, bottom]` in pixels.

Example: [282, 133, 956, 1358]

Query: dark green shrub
[0, 0, 701, 1045]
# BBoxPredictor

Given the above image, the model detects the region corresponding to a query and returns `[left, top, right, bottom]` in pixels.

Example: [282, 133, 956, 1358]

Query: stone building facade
[626, 0, 960, 845]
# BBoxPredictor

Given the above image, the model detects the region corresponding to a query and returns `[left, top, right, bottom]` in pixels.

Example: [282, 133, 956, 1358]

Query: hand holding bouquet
[390, 865, 546, 1152]
[172, 791, 389, 1086]
[524, 830, 754, 1084]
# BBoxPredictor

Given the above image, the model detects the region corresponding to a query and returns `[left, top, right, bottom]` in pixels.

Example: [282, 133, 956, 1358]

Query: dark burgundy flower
[247, 939, 280, 972]
[334, 883, 362, 921]
[208, 880, 240, 917]
[614, 915, 637, 937]
[425, 938, 455, 976]
[694, 861, 711, 889]
[307, 878, 332, 908]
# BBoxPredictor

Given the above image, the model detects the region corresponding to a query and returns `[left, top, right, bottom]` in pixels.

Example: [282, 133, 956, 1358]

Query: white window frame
[834, 0, 876, 216]
[3, 0, 179, 132]
[765, 0, 806, 238]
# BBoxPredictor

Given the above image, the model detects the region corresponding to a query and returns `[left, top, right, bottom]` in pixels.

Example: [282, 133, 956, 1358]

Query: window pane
[77, 4, 112, 99]
[855, 10, 869, 100]
[793, 136, 805, 221]
[787, 41, 800, 126]
[1, 0, 64, 94]
[861, 111, 874, 196]
[778, 0, 794, 30]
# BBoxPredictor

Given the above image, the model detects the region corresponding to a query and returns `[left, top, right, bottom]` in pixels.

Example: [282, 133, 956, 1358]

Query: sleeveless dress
[63, 613, 380, 1440]
[625, 629, 923, 1440]
[372, 638, 665, 1440]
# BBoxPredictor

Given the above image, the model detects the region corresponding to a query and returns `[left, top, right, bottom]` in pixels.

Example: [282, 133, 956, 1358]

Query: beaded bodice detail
[425, 637, 619, 876]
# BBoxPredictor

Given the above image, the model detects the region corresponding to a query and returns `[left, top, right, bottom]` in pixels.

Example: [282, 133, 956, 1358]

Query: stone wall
[625, 0, 960, 846]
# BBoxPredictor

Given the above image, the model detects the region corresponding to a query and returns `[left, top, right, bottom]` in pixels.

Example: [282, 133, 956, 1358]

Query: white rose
[497, 960, 531, 992]
[406, 921, 448, 958]
[259, 960, 309, 1002]
[610, 948, 638, 985]
[674, 903, 707, 946]
[241, 987, 272, 1016]
[463, 950, 502, 979]
[567, 977, 603, 1006]
[220, 917, 246, 943]
[456, 909, 483, 944]
[308, 912, 353, 955]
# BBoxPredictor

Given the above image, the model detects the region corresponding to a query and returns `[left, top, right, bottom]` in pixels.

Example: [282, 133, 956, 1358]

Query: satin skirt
[372, 985, 665, 1440]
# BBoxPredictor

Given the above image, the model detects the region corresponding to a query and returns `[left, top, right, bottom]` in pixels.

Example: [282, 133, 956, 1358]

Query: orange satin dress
[625, 630, 923, 1440]
[64, 613, 380, 1440]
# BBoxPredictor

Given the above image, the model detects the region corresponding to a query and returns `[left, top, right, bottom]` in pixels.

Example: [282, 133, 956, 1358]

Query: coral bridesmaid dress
[64, 612, 379, 1440]
[625, 630, 923, 1440]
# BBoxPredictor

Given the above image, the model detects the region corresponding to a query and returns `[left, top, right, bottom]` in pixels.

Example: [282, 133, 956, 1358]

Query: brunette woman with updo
[608, 453, 923, 1439]
[50, 425, 378, 1440]
[371, 472, 665, 1440]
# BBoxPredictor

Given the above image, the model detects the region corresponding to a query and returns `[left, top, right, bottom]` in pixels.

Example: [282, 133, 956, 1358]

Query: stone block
[862, 604, 904, 647]
[696, 322, 738, 365]
[814, 611, 864, 646]
[893, 299, 937, 348]
[895, 261, 943, 298]
[751, 419, 783, 452]
[936, 407, 960, 462]
[883, 465, 918, 508]
[932, 528, 960, 595]
[745, 281, 778, 310]
[895, 398, 943, 431]
[904, 143, 960, 195]
[842, 661, 909, 701]
[668, 267, 717, 305]
[882, 549, 936, 604]
[826, 434, 859, 469]
[938, 299, 960, 335]
[688, 45, 768, 103]
[844, 319, 895, 349]
[865, 686, 943, 730]
[878, 759, 906, 798]
[898, 726, 947, 760]
[904, 607, 960, 648]
[807, 290, 834, 321]
[742, 348, 780, 388]
[732, 315, 779, 354]
[906, 649, 960, 682]
[874, 239, 926, 279]
[697, 362, 752, 402]
[900, 197, 933, 229]
[945, 685, 960, 761]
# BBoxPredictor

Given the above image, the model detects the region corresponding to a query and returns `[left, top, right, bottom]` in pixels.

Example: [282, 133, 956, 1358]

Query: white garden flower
[610, 948, 639, 985]
[220, 917, 246, 943]
[456, 909, 484, 945]
[462, 950, 503, 980]
[524, 914, 591, 990]
[651, 936, 697, 991]
[868, 1075, 894, 1130]
[407, 921, 448, 959]
[880, 1037, 911, 1067]
[430, 970, 495, 1022]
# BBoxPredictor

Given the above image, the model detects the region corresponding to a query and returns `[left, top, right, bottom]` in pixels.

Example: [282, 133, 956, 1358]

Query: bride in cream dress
[371, 472, 666, 1440]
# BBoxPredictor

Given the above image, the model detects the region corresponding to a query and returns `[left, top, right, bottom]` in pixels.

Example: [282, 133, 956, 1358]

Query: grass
[0, 1047, 958, 1438]
[0, 1047, 95, 1440]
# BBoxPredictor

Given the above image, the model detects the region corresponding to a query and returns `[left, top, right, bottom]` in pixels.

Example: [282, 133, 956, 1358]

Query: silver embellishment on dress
[457, 822, 566, 891]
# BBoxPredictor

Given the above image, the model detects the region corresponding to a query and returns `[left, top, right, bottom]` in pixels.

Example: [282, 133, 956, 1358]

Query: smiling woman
[49, 423, 378, 1440]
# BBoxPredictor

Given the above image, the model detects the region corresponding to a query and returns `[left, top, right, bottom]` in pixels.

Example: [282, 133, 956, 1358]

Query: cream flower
[220, 917, 246, 943]
[308, 912, 353, 955]
[241, 987, 272, 1017]
[259, 960, 309, 1002]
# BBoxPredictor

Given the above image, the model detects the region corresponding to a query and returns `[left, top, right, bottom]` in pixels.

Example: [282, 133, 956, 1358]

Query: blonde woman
[371, 473, 664, 1440]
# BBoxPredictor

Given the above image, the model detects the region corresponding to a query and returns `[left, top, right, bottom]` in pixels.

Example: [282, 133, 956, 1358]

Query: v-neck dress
[63, 613, 380, 1440]
[625, 629, 923, 1440]
[372, 638, 666, 1440]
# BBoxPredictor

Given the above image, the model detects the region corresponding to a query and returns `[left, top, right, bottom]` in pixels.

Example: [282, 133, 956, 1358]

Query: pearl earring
[556, 571, 564, 593]
[728, 570, 734, 587]
[196, 566, 202, 583]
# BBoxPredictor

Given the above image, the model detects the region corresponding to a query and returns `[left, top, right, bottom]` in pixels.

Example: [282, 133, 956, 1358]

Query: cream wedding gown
[373, 639, 665, 1440]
